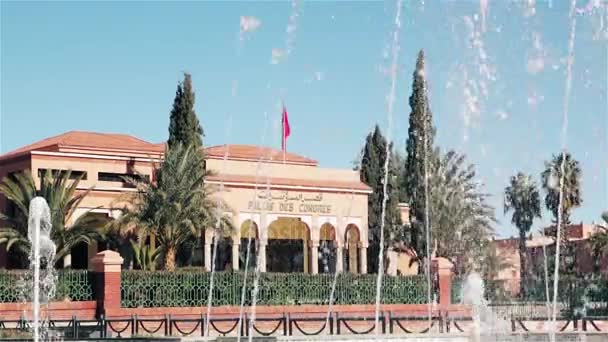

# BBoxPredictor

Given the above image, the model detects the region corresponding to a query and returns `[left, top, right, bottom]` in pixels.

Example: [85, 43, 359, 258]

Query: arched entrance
[239, 219, 258, 270]
[267, 217, 311, 273]
[318, 223, 337, 273]
[345, 224, 360, 274]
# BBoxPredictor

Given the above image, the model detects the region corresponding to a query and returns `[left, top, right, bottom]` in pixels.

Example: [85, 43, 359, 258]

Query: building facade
[0, 131, 372, 274]
[492, 223, 607, 296]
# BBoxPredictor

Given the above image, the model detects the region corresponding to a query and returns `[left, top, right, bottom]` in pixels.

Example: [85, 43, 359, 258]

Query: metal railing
[121, 271, 428, 308]
[0, 270, 93, 303]
[0, 313, 604, 339]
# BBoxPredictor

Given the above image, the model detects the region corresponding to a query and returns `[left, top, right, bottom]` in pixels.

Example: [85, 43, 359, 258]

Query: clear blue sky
[1, 1, 606, 237]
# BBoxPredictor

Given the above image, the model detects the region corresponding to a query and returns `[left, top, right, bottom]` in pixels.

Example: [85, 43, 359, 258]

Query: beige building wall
[493, 239, 520, 296]
[204, 158, 370, 274]
[0, 137, 371, 274]
[205, 159, 360, 183]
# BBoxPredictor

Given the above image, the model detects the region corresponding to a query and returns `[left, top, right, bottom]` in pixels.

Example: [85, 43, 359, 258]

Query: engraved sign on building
[247, 190, 332, 214]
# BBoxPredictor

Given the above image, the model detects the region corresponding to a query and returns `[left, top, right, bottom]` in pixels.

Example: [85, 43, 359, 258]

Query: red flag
[281, 105, 291, 152]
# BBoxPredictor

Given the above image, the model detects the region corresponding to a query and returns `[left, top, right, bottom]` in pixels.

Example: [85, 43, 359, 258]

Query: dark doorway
[239, 238, 257, 270]
[267, 240, 304, 273]
[70, 242, 89, 269]
[211, 237, 232, 271]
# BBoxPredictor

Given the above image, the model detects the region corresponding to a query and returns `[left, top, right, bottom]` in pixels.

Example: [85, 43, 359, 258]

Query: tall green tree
[504, 172, 542, 297]
[359, 125, 402, 273]
[403, 49, 436, 257]
[541, 151, 582, 274]
[168, 73, 204, 149]
[0, 170, 106, 268]
[426, 149, 495, 274]
[114, 144, 233, 271]
[541, 152, 582, 228]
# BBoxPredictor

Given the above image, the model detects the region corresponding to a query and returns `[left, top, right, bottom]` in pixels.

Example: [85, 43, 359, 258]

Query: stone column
[336, 246, 343, 272]
[91, 250, 124, 317]
[360, 246, 368, 274]
[204, 242, 212, 272]
[387, 250, 397, 276]
[63, 254, 72, 269]
[311, 242, 319, 274]
[259, 242, 267, 272]
[432, 257, 454, 307]
[232, 243, 240, 271]
[259, 213, 268, 273]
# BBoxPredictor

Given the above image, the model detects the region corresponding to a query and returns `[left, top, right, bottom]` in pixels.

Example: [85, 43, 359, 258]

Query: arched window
[345, 224, 361, 274]
[239, 219, 259, 270]
[267, 217, 311, 273]
[318, 223, 337, 273]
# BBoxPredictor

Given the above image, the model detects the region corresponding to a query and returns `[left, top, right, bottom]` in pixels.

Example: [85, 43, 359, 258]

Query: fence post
[91, 250, 124, 318]
[432, 257, 454, 308]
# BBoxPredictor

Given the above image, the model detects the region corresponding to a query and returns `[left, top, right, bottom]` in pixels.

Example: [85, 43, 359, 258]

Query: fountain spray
[375, 0, 403, 336]
[28, 197, 56, 342]
[551, 1, 578, 340]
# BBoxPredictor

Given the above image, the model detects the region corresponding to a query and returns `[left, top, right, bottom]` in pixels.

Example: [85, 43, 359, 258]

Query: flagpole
[282, 100, 286, 164]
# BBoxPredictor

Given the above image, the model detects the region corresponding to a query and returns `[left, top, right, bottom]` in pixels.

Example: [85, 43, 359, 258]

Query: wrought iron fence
[525, 275, 608, 317]
[121, 271, 428, 308]
[1, 313, 606, 339]
[451, 274, 608, 318]
[451, 276, 533, 304]
[0, 270, 93, 303]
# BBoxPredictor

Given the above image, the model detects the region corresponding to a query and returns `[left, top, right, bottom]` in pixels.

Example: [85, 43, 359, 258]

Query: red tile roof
[0, 131, 164, 161]
[205, 144, 317, 166]
[2, 133, 318, 167]
[206, 173, 371, 192]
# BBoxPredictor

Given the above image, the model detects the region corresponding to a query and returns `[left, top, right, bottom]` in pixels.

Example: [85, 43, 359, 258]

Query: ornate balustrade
[0, 270, 93, 303]
[120, 271, 428, 308]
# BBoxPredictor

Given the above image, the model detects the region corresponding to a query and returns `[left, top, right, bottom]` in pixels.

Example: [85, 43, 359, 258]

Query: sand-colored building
[0, 131, 375, 274]
[492, 223, 607, 296]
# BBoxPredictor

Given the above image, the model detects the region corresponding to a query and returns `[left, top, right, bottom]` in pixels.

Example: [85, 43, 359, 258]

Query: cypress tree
[404, 50, 436, 257]
[166, 73, 205, 266]
[168, 73, 204, 149]
[360, 125, 402, 273]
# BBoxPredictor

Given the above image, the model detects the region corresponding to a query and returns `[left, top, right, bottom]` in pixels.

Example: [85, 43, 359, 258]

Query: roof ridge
[0, 130, 162, 162]
[205, 144, 317, 165]
[0, 130, 70, 157]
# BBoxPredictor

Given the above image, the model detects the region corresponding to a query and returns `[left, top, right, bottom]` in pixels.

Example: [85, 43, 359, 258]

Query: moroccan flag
[281, 105, 291, 152]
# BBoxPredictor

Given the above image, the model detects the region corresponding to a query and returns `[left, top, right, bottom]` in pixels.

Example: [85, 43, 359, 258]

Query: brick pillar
[432, 257, 454, 307]
[91, 250, 124, 318]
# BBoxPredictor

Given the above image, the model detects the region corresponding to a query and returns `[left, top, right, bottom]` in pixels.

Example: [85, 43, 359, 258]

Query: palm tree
[426, 149, 496, 274]
[113, 143, 233, 271]
[541, 152, 582, 275]
[130, 239, 162, 271]
[0, 169, 106, 267]
[541, 152, 582, 235]
[504, 172, 542, 297]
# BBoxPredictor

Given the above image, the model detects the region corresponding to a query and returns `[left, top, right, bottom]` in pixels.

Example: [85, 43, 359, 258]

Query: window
[98, 172, 149, 183]
[37, 169, 87, 180]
